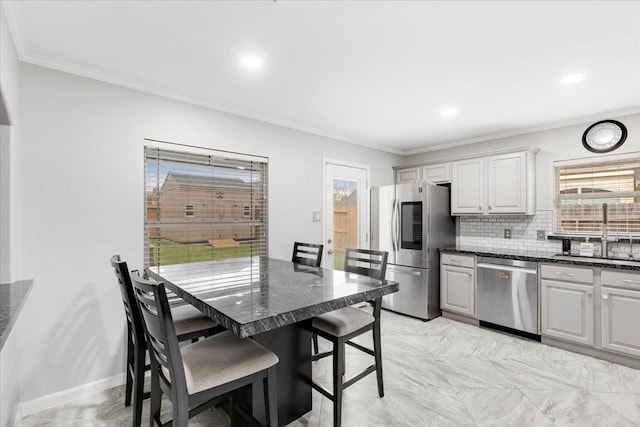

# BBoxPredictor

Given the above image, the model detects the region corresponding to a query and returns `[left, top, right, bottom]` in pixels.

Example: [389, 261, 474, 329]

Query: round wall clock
[582, 120, 627, 153]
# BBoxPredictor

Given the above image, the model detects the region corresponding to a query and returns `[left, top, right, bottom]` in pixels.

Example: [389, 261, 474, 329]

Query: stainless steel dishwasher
[476, 257, 539, 335]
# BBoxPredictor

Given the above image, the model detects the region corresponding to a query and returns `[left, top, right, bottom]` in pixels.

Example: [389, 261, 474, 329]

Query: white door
[323, 159, 370, 270]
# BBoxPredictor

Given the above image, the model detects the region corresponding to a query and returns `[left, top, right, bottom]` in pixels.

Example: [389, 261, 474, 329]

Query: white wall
[0, 0, 22, 283]
[16, 63, 402, 404]
[405, 112, 640, 211]
[0, 4, 23, 426]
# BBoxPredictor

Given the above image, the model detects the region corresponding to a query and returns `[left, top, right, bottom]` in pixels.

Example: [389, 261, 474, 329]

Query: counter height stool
[110, 255, 222, 427]
[130, 271, 279, 427]
[292, 242, 324, 267]
[309, 248, 388, 427]
[292, 242, 324, 353]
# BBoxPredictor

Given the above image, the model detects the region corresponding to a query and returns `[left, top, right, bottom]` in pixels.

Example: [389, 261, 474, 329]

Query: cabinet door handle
[555, 272, 575, 276]
[602, 294, 609, 300]
[622, 279, 640, 284]
[478, 206, 482, 210]
[586, 292, 592, 298]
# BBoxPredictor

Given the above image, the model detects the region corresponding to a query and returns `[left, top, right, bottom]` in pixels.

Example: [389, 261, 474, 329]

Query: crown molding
[404, 107, 640, 156]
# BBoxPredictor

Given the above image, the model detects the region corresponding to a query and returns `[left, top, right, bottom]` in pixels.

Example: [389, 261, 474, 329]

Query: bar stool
[309, 248, 388, 427]
[130, 271, 279, 427]
[110, 255, 222, 427]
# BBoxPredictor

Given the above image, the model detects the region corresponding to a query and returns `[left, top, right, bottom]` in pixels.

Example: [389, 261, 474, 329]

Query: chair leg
[149, 367, 161, 427]
[266, 366, 278, 427]
[312, 333, 319, 355]
[132, 344, 146, 427]
[332, 340, 345, 427]
[125, 329, 134, 407]
[373, 319, 384, 398]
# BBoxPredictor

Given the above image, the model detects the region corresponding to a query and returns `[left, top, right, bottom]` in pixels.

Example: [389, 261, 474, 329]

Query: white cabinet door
[487, 152, 527, 214]
[440, 264, 475, 316]
[422, 162, 451, 184]
[451, 158, 485, 215]
[541, 279, 594, 346]
[601, 286, 640, 357]
[395, 167, 420, 184]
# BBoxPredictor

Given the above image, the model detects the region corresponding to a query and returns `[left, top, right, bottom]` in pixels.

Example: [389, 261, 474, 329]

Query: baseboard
[12, 403, 22, 427]
[19, 373, 125, 418]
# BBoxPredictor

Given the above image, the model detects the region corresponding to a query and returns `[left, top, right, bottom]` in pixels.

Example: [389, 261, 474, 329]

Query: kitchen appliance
[476, 257, 539, 336]
[371, 183, 455, 320]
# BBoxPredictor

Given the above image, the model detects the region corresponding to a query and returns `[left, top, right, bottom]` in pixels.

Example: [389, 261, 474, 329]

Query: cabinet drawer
[601, 270, 640, 291]
[441, 253, 475, 268]
[540, 264, 593, 283]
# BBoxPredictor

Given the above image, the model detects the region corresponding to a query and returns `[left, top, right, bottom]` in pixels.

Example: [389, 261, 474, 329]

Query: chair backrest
[129, 271, 187, 395]
[343, 248, 388, 281]
[110, 255, 146, 348]
[292, 242, 324, 267]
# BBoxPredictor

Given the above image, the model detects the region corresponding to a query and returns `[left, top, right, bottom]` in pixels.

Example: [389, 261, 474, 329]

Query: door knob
[327, 238, 332, 244]
[327, 249, 334, 255]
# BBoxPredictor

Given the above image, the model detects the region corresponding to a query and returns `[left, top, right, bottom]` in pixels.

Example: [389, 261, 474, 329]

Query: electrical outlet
[312, 211, 321, 222]
[537, 230, 546, 241]
[504, 229, 511, 239]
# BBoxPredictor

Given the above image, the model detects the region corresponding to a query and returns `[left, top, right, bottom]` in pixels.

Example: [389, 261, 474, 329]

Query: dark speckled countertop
[147, 257, 399, 338]
[0, 280, 34, 350]
[440, 246, 640, 271]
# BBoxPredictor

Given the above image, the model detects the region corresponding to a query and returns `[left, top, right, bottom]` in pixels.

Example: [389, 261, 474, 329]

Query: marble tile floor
[22, 312, 640, 426]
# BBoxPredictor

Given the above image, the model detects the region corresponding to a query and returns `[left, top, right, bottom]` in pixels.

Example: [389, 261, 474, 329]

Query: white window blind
[554, 153, 640, 236]
[144, 142, 268, 268]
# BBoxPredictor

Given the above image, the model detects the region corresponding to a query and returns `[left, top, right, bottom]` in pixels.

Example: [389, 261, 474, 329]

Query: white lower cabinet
[541, 279, 594, 346]
[601, 270, 640, 358]
[440, 254, 475, 317]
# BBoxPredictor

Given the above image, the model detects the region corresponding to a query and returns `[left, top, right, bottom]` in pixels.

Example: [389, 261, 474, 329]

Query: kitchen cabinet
[540, 264, 595, 346]
[451, 149, 536, 215]
[440, 253, 475, 317]
[395, 167, 420, 184]
[422, 162, 451, 184]
[451, 158, 485, 214]
[601, 270, 640, 358]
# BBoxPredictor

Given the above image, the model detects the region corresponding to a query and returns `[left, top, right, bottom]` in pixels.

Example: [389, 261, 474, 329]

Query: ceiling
[4, 1, 640, 154]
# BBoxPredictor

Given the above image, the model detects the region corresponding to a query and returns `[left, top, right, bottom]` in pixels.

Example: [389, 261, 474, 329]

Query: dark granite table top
[0, 280, 34, 351]
[440, 245, 640, 271]
[146, 257, 399, 338]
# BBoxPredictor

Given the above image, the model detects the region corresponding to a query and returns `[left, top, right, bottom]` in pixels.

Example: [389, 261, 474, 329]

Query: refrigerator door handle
[391, 198, 397, 252]
[395, 198, 401, 251]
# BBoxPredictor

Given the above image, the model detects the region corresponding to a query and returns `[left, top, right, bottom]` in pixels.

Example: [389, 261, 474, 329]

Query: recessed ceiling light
[441, 108, 458, 117]
[560, 73, 586, 84]
[240, 56, 263, 69]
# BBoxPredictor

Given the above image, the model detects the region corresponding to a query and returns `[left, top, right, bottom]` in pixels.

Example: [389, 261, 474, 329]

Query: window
[144, 141, 268, 268]
[554, 153, 640, 235]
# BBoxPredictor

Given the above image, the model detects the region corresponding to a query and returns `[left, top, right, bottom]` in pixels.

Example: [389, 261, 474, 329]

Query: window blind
[554, 153, 640, 236]
[144, 142, 268, 269]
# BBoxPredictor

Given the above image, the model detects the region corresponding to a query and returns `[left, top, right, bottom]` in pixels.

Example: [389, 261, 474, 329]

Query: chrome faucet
[601, 203, 610, 259]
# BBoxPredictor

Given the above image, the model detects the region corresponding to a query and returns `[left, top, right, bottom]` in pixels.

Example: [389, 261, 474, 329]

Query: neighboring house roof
[162, 173, 252, 190]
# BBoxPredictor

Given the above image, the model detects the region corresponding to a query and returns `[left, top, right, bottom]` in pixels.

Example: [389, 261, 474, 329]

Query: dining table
[146, 256, 399, 426]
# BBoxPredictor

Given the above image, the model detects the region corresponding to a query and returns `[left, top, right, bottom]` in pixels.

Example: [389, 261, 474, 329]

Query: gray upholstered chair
[130, 270, 279, 427]
[110, 255, 222, 427]
[309, 248, 388, 427]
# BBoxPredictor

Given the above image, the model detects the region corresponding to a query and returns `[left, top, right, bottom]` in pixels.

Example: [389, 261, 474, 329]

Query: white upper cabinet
[451, 149, 536, 215]
[451, 158, 485, 214]
[395, 167, 420, 184]
[487, 152, 528, 214]
[422, 162, 451, 184]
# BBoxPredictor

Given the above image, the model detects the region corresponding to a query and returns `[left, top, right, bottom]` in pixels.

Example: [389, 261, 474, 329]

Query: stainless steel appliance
[371, 183, 455, 320]
[476, 257, 539, 335]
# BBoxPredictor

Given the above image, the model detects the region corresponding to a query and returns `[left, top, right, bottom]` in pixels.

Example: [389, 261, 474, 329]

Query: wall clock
[582, 120, 627, 153]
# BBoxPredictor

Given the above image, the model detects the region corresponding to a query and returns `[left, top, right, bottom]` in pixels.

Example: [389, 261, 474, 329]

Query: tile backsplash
[458, 210, 559, 253]
[458, 209, 640, 258]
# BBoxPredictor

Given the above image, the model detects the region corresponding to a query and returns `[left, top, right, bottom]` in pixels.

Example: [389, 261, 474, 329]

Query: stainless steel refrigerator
[371, 183, 455, 320]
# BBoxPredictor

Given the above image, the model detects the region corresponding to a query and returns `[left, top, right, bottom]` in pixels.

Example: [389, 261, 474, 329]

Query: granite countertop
[147, 257, 399, 338]
[440, 245, 640, 271]
[0, 280, 34, 350]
